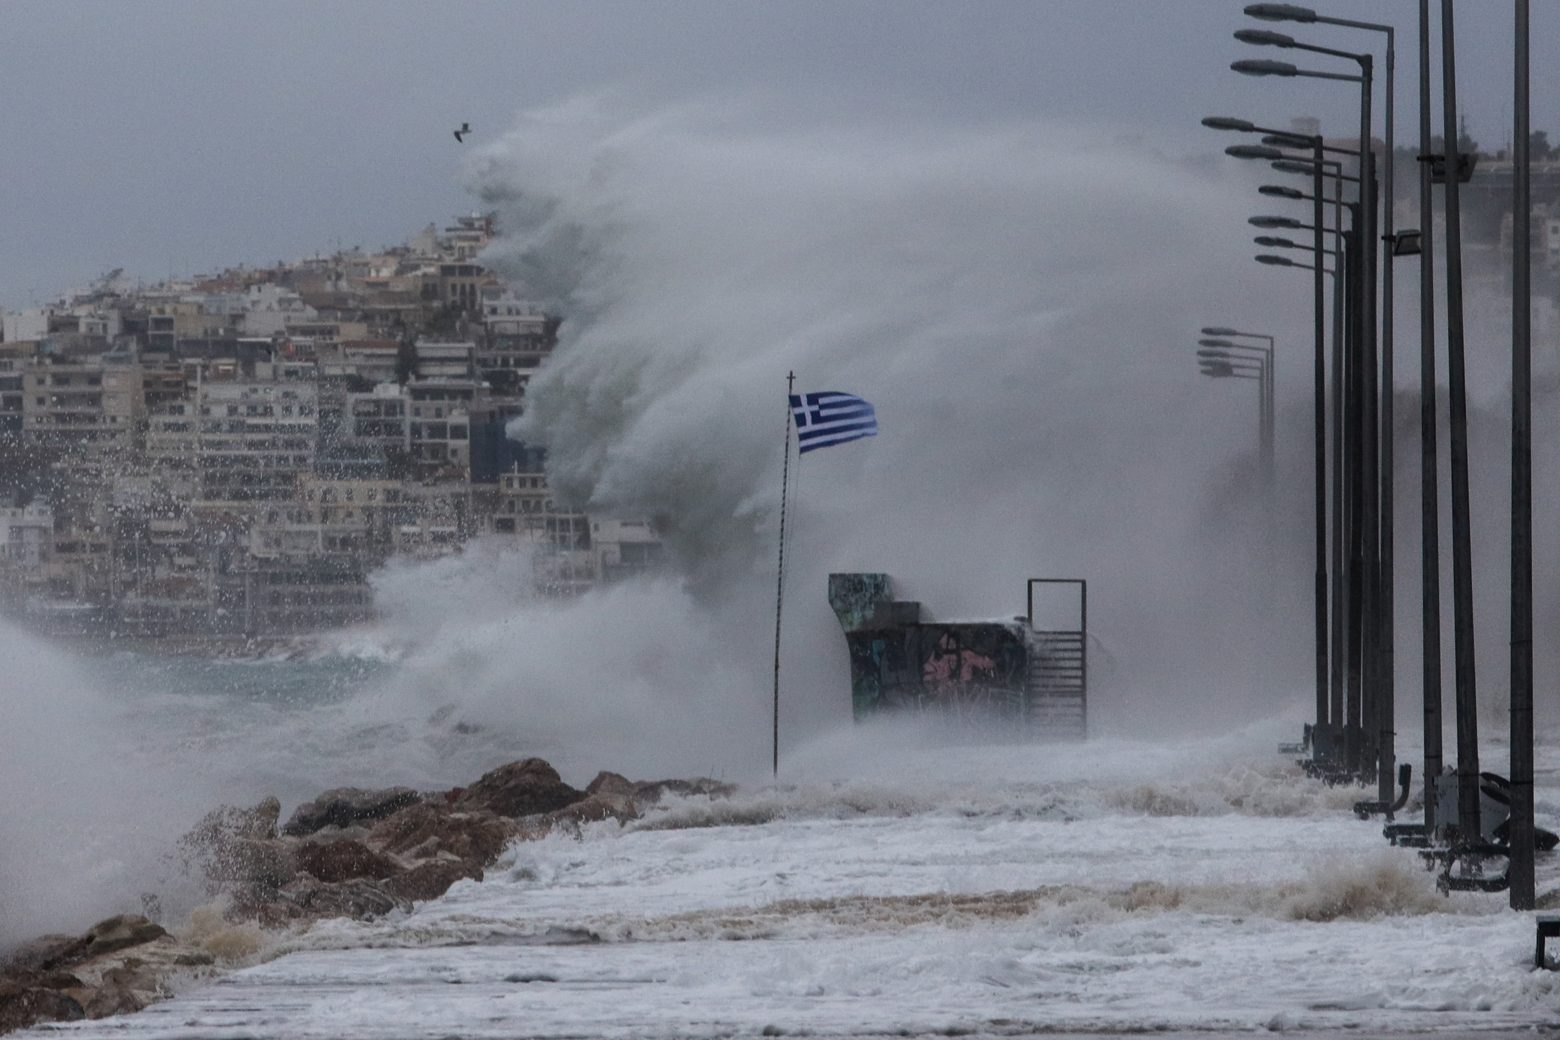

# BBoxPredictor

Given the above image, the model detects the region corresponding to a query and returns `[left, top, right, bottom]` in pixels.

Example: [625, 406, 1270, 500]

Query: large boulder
[549, 791, 639, 827]
[381, 859, 484, 904]
[293, 839, 400, 884]
[0, 982, 84, 1032]
[367, 803, 516, 865]
[75, 916, 167, 960]
[0, 935, 78, 974]
[279, 876, 408, 920]
[455, 759, 583, 819]
[81, 964, 154, 1020]
[236, 796, 281, 841]
[282, 787, 422, 837]
[585, 771, 636, 798]
[179, 798, 297, 897]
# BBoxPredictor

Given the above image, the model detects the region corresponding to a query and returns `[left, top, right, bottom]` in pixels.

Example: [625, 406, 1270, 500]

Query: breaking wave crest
[629, 757, 1361, 834]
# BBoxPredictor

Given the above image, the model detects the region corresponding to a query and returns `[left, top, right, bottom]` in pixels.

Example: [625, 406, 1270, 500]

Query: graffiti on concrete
[829, 572, 1029, 722]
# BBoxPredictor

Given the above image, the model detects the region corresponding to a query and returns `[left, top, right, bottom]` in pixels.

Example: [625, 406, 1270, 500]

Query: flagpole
[772, 371, 795, 778]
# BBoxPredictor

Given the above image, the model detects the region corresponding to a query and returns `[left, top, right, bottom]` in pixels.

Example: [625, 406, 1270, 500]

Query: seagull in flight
[454, 122, 471, 143]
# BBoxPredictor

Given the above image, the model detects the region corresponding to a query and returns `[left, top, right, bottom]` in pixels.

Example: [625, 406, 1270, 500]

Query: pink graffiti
[922, 634, 996, 685]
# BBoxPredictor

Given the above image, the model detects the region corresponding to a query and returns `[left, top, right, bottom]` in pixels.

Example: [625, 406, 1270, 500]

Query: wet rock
[77, 916, 167, 959]
[282, 787, 422, 837]
[179, 799, 296, 896]
[382, 858, 484, 903]
[0, 935, 77, 973]
[367, 803, 516, 865]
[633, 777, 737, 804]
[278, 876, 408, 920]
[456, 758, 584, 819]
[548, 791, 639, 826]
[294, 839, 400, 884]
[82, 977, 146, 1019]
[237, 796, 281, 841]
[0, 983, 84, 1032]
[585, 771, 636, 798]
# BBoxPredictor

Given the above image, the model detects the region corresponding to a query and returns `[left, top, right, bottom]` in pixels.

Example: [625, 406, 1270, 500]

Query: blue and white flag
[788, 390, 878, 454]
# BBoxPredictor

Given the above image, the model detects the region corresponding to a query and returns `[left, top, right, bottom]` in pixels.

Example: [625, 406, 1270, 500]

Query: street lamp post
[1213, 127, 1331, 741]
[1246, 1, 1399, 809]
[1198, 338, 1275, 479]
[1234, 42, 1378, 783]
[1197, 355, 1272, 470]
[1415, 0, 1444, 840]
[1268, 159, 1352, 751]
[1510, 0, 1535, 912]
[1439, 0, 1480, 847]
[1264, 156, 1367, 776]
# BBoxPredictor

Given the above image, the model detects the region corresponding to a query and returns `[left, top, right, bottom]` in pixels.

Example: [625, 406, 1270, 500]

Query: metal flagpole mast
[772, 371, 796, 778]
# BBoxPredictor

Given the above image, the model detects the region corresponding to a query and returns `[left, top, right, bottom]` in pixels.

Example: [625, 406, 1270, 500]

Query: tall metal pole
[1417, 0, 1444, 832]
[772, 371, 796, 778]
[1358, 54, 1380, 783]
[1377, 27, 1398, 808]
[1344, 204, 1366, 771]
[1330, 178, 1348, 754]
[1440, 0, 1480, 842]
[1311, 142, 1329, 738]
[1509, 0, 1535, 911]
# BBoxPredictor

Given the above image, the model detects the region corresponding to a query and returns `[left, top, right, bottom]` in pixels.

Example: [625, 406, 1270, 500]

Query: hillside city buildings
[0, 214, 661, 641]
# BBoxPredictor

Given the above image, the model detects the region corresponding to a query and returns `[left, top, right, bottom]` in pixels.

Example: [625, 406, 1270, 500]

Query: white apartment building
[147, 380, 318, 508]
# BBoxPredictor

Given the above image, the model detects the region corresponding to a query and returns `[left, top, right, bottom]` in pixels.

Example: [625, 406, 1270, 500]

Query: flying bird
[453, 122, 470, 143]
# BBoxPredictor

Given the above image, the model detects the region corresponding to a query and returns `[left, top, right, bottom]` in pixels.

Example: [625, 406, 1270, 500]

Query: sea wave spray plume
[459, 96, 1316, 735]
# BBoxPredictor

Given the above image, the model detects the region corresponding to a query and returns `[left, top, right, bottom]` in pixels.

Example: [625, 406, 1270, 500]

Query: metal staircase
[1025, 578, 1087, 740]
[1026, 630, 1087, 738]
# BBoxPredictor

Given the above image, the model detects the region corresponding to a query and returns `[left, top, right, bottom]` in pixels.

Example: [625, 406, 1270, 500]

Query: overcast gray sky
[0, 0, 1552, 308]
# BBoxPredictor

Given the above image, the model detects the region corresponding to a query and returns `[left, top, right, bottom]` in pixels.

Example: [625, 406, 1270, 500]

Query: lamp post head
[1198, 337, 1237, 348]
[1244, 2, 1318, 22]
[1227, 143, 1287, 161]
[1201, 116, 1257, 133]
[1199, 361, 1236, 377]
[1200, 327, 1240, 337]
[1271, 158, 1320, 176]
[1391, 229, 1424, 256]
[1234, 28, 1296, 47]
[1255, 253, 1297, 266]
[1253, 235, 1299, 248]
[1259, 184, 1305, 199]
[1249, 214, 1303, 229]
[1196, 349, 1237, 361]
[1232, 58, 1299, 76]
[1260, 132, 1316, 149]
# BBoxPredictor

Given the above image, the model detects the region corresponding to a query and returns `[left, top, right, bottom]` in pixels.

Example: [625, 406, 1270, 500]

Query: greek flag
[789, 390, 878, 454]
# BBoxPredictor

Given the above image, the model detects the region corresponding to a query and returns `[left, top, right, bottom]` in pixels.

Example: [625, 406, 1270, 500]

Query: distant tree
[1530, 130, 1553, 160]
[395, 338, 417, 385]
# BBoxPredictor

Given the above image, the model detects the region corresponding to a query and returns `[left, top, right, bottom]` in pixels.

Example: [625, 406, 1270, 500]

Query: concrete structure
[827, 573, 1087, 738]
[405, 378, 479, 475]
[21, 357, 131, 448]
[183, 380, 318, 507]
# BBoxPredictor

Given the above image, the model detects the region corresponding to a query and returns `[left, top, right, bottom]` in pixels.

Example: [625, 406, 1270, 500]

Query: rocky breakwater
[0, 757, 734, 1034]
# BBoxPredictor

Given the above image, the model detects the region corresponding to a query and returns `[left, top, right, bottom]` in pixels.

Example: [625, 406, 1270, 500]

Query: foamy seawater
[15, 708, 1560, 1039]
